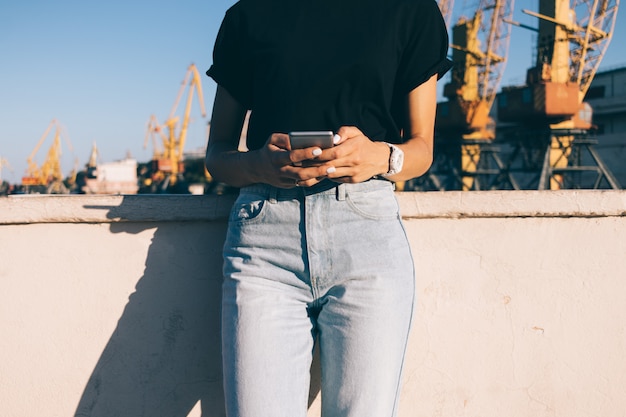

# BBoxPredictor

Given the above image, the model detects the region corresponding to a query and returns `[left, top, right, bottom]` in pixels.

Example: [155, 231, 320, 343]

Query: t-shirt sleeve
[206, 6, 253, 108]
[395, 0, 453, 94]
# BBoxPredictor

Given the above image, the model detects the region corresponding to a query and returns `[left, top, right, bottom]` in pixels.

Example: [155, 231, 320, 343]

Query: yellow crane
[151, 64, 207, 184]
[523, 0, 619, 103]
[434, 0, 515, 190]
[499, 0, 619, 189]
[22, 119, 73, 188]
[440, 0, 514, 137]
[0, 156, 12, 184]
[22, 120, 55, 186]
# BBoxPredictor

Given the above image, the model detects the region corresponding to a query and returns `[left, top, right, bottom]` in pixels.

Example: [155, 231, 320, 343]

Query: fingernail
[326, 166, 336, 174]
[333, 134, 341, 144]
[312, 148, 322, 156]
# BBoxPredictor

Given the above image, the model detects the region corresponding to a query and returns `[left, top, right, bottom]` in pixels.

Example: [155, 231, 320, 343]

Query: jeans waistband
[240, 179, 394, 202]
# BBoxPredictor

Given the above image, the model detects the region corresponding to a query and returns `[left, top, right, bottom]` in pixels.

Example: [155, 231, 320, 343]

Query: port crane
[420, 0, 515, 190]
[440, 0, 514, 138]
[22, 119, 73, 191]
[498, 0, 620, 189]
[147, 64, 207, 188]
[0, 157, 12, 184]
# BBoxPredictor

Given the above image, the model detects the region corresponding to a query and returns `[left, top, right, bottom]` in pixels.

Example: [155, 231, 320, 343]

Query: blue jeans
[221, 179, 415, 417]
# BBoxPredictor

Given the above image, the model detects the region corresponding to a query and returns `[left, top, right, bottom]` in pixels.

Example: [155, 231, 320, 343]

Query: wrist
[380, 142, 405, 179]
[377, 142, 392, 176]
[246, 150, 267, 184]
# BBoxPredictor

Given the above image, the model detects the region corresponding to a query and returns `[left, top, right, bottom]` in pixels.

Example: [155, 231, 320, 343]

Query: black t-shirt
[207, 0, 452, 150]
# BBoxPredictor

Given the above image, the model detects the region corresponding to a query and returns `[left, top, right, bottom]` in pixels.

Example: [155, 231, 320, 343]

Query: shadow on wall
[74, 196, 321, 417]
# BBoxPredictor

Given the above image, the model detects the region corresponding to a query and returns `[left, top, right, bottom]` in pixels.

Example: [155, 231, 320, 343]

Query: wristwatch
[381, 142, 404, 178]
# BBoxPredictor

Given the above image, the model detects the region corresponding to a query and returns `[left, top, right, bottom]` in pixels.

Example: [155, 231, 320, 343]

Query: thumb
[335, 126, 363, 143]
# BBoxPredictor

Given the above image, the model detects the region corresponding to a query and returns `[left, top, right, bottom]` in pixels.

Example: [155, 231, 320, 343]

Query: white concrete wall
[1, 191, 625, 417]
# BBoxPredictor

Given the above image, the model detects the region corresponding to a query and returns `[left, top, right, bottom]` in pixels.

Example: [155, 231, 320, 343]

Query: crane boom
[177, 64, 206, 160]
[480, 0, 513, 110]
[571, 0, 619, 99]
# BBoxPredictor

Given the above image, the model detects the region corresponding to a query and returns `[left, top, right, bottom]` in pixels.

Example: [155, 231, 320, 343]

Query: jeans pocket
[229, 192, 269, 224]
[345, 186, 399, 220]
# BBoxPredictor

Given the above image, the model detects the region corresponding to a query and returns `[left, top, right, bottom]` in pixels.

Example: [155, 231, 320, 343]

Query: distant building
[85, 158, 138, 194]
[584, 65, 626, 185]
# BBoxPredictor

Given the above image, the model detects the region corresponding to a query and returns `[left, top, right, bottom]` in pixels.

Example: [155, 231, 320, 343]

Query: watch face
[389, 145, 404, 175]
[381, 142, 404, 178]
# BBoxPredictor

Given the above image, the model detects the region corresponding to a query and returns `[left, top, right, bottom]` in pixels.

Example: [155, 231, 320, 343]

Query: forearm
[386, 74, 438, 182]
[388, 136, 433, 182]
[205, 141, 262, 188]
[205, 86, 264, 188]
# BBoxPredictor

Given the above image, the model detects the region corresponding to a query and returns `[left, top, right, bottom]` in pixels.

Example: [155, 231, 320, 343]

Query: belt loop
[336, 183, 346, 201]
[269, 186, 278, 203]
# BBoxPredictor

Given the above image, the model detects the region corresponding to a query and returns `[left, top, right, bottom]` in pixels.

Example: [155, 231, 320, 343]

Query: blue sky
[1, 0, 624, 184]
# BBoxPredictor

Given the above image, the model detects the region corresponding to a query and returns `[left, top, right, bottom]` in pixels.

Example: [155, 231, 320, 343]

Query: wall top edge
[1, 191, 625, 225]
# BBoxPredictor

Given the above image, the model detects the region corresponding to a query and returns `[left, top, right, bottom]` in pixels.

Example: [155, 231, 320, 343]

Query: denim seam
[390, 219, 416, 417]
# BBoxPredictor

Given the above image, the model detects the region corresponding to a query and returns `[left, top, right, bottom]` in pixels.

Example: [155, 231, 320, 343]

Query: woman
[205, 0, 451, 416]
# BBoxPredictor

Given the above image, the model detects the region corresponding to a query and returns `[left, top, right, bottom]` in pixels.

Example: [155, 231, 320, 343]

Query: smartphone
[289, 131, 334, 149]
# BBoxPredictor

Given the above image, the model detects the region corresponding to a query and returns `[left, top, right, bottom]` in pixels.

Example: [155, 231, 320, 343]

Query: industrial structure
[411, 0, 622, 191]
[142, 63, 207, 193]
[21, 119, 72, 194]
[426, 0, 515, 190]
[496, 0, 620, 190]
